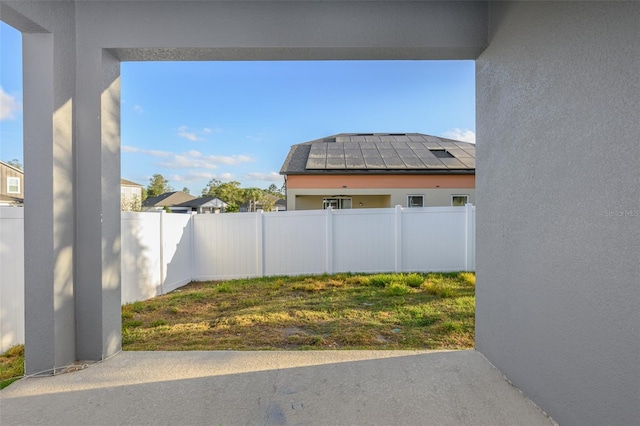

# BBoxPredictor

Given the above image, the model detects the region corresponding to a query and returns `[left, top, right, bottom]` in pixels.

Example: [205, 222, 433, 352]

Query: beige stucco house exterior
[280, 133, 475, 211]
[120, 178, 144, 211]
[0, 160, 24, 206]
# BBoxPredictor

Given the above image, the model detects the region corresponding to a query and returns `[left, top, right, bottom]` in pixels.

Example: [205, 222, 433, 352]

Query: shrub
[368, 274, 397, 287]
[385, 282, 411, 296]
[422, 282, 457, 298]
[403, 273, 425, 288]
[215, 283, 233, 293]
[460, 272, 476, 286]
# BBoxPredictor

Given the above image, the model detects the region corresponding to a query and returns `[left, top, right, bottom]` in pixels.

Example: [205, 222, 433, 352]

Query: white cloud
[178, 125, 201, 141]
[0, 87, 21, 121]
[159, 155, 219, 170]
[243, 172, 284, 183]
[121, 145, 172, 157]
[207, 154, 253, 165]
[124, 144, 254, 170]
[177, 125, 220, 141]
[170, 172, 219, 182]
[170, 171, 235, 184]
[441, 128, 476, 144]
[133, 104, 144, 113]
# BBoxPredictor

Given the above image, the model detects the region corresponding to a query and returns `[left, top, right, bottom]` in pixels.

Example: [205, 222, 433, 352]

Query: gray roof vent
[430, 149, 454, 158]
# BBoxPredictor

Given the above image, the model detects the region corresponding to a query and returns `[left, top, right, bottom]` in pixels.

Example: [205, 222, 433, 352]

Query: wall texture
[476, 2, 640, 425]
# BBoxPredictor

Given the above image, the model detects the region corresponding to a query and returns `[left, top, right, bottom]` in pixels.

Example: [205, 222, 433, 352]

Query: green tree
[182, 187, 190, 194]
[201, 179, 222, 196]
[5, 159, 22, 170]
[266, 183, 285, 197]
[202, 179, 244, 206]
[147, 174, 173, 198]
[243, 187, 278, 212]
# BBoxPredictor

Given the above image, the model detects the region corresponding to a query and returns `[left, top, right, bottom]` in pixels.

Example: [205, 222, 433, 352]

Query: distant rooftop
[174, 196, 228, 208]
[142, 191, 195, 207]
[280, 133, 475, 175]
[120, 178, 143, 187]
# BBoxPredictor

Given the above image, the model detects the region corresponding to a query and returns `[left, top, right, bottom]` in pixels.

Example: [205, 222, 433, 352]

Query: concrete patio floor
[0, 350, 556, 426]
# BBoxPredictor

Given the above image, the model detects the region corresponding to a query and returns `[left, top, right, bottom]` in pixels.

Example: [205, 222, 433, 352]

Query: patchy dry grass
[122, 272, 475, 351]
[0, 272, 475, 389]
[0, 345, 24, 389]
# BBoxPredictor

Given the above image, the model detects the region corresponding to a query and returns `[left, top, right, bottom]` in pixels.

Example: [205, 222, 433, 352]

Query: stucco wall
[476, 2, 640, 425]
[287, 188, 475, 210]
[286, 174, 475, 189]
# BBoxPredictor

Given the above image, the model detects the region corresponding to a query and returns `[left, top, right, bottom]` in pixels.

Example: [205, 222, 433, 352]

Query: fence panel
[332, 208, 397, 273]
[0, 208, 24, 352]
[121, 212, 162, 304]
[401, 206, 468, 272]
[162, 212, 193, 293]
[262, 210, 327, 276]
[192, 213, 259, 280]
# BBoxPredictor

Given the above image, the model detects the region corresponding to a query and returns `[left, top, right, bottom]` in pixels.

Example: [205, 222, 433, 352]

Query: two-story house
[280, 133, 475, 211]
[0, 160, 24, 206]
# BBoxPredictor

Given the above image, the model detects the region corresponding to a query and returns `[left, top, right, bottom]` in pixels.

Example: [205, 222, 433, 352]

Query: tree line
[145, 174, 284, 212]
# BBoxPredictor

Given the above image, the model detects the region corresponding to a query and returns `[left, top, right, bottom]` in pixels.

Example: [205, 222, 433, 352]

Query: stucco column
[19, 3, 77, 375]
[74, 46, 122, 361]
[4, 1, 122, 373]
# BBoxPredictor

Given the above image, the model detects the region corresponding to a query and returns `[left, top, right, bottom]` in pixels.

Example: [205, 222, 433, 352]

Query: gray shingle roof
[280, 133, 475, 175]
[142, 191, 196, 207]
[174, 196, 228, 208]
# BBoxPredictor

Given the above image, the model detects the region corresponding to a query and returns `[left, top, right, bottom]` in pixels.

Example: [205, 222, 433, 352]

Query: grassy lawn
[123, 272, 475, 351]
[0, 272, 475, 387]
[0, 345, 24, 390]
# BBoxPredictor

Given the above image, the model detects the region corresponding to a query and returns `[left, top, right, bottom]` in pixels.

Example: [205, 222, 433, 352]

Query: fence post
[256, 210, 264, 277]
[395, 205, 403, 273]
[190, 211, 196, 281]
[325, 207, 333, 274]
[464, 203, 474, 271]
[159, 210, 165, 295]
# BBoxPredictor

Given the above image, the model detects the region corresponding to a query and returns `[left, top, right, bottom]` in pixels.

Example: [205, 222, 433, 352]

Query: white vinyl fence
[0, 204, 475, 351]
[0, 208, 24, 354]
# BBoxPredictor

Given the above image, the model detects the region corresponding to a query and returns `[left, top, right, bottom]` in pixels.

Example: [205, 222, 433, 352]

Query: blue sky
[0, 21, 475, 195]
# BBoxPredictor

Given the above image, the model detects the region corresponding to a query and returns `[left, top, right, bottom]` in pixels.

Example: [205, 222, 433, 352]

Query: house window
[323, 197, 352, 209]
[7, 177, 20, 194]
[452, 195, 469, 206]
[407, 195, 424, 207]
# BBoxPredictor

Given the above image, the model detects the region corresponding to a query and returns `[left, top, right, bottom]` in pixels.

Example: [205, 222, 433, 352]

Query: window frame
[407, 195, 424, 208]
[7, 177, 21, 194]
[322, 196, 352, 210]
[451, 194, 469, 206]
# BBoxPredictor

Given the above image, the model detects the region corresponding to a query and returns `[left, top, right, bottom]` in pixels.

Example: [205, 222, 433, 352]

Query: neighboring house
[0, 160, 24, 206]
[120, 178, 144, 211]
[280, 133, 475, 211]
[142, 191, 196, 213]
[174, 196, 229, 214]
[239, 194, 286, 212]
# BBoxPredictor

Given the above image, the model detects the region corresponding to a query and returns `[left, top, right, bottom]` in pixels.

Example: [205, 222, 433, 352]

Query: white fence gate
[0, 204, 475, 351]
